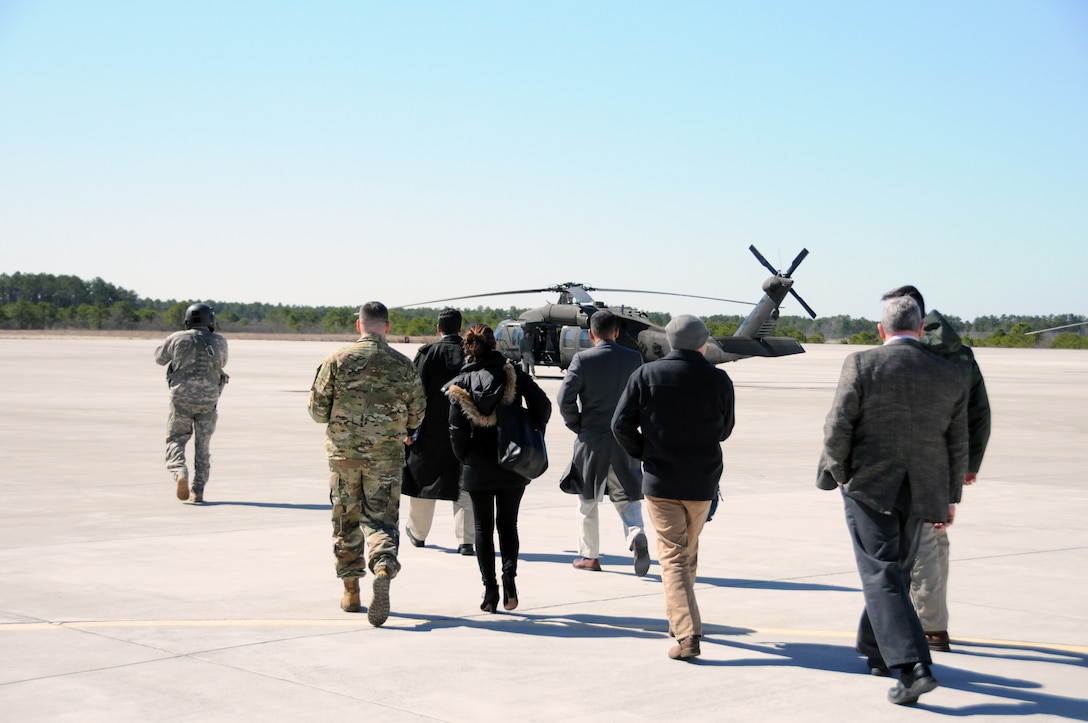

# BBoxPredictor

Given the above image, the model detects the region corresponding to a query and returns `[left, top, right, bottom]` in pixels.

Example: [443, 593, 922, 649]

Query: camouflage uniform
[309, 334, 425, 581]
[155, 329, 229, 495]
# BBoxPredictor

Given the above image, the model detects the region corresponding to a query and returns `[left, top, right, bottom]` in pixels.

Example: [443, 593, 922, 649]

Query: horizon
[5, 267, 1083, 327]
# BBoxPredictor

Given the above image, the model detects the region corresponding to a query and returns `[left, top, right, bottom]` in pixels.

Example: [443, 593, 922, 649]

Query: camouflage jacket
[154, 329, 229, 406]
[308, 334, 426, 461]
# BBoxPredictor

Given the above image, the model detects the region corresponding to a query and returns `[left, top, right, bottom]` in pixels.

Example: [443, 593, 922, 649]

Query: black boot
[502, 573, 518, 611]
[480, 584, 499, 613]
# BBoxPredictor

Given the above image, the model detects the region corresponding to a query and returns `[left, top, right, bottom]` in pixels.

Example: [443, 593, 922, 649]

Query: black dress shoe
[458, 544, 475, 556]
[405, 527, 425, 548]
[867, 656, 890, 677]
[888, 663, 938, 705]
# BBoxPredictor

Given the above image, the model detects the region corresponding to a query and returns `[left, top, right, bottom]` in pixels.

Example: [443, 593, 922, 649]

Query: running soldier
[154, 302, 229, 504]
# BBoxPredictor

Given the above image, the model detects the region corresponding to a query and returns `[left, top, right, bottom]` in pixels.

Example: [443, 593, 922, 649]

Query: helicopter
[402, 245, 816, 371]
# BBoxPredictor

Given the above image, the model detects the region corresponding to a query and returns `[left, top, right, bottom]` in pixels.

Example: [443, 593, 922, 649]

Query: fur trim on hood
[445, 359, 518, 428]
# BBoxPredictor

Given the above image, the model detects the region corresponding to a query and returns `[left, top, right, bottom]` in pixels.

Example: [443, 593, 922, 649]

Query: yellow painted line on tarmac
[2, 620, 365, 631]
[945, 636, 1088, 656]
[4, 619, 1086, 655]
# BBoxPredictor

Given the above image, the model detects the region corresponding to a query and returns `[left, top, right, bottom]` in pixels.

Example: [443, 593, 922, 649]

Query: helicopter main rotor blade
[783, 248, 809, 277]
[790, 289, 817, 319]
[749, 245, 780, 276]
[592, 288, 756, 306]
[399, 288, 562, 307]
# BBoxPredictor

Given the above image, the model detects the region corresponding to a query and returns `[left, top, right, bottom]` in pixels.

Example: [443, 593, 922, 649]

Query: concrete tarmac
[0, 337, 1085, 721]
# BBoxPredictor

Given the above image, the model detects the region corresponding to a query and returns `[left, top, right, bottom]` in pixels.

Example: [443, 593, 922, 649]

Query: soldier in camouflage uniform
[308, 301, 426, 626]
[154, 302, 229, 504]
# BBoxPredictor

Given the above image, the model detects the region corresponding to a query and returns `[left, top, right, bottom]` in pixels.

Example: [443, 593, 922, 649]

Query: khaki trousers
[910, 523, 950, 631]
[645, 495, 712, 639]
[577, 466, 645, 559]
[405, 489, 475, 545]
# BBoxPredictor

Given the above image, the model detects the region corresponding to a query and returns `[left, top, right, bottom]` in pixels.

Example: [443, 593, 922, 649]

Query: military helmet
[183, 302, 216, 331]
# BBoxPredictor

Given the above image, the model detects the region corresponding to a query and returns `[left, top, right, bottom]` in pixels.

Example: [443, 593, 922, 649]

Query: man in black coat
[403, 308, 475, 556]
[818, 295, 968, 706]
[612, 315, 735, 661]
[557, 310, 648, 575]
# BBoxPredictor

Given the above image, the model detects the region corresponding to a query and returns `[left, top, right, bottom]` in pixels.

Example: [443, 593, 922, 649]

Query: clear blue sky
[1, 1, 1085, 321]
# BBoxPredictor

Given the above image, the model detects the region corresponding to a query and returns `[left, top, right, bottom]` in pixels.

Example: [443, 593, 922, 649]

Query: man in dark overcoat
[557, 310, 648, 575]
[403, 308, 476, 555]
[818, 295, 968, 706]
[612, 315, 735, 661]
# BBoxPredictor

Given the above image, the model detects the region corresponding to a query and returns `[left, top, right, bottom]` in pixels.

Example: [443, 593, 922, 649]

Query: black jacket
[921, 311, 991, 474]
[403, 335, 465, 499]
[445, 350, 552, 492]
[612, 349, 735, 501]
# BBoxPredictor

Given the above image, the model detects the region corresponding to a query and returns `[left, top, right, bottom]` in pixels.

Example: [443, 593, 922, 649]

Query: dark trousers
[842, 486, 931, 669]
[469, 486, 526, 587]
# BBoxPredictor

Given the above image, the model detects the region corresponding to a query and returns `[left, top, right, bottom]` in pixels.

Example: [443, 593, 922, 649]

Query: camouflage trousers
[165, 400, 218, 491]
[328, 458, 402, 580]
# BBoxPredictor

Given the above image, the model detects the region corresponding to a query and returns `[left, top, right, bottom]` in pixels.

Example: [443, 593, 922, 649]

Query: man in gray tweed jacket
[818, 295, 968, 706]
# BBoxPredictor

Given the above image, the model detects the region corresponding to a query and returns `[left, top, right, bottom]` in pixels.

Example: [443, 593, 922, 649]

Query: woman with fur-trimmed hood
[444, 323, 551, 613]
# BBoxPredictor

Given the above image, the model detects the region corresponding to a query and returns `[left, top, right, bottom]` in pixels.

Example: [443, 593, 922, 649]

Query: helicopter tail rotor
[749, 245, 817, 319]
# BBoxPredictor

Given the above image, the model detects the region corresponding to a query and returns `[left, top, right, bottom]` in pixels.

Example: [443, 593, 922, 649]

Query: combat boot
[340, 578, 360, 612]
[367, 568, 392, 626]
[176, 473, 190, 501]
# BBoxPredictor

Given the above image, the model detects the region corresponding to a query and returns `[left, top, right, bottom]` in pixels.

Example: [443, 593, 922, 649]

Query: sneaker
[572, 557, 602, 571]
[175, 474, 189, 501]
[188, 490, 204, 504]
[368, 568, 392, 626]
[631, 533, 650, 577]
[405, 527, 425, 548]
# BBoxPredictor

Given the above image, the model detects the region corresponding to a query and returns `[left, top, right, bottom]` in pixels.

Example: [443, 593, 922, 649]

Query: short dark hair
[881, 285, 925, 318]
[437, 307, 462, 335]
[359, 301, 389, 324]
[590, 309, 618, 337]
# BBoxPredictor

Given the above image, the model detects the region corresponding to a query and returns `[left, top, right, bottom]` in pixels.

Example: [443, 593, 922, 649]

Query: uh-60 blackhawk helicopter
[402, 245, 816, 372]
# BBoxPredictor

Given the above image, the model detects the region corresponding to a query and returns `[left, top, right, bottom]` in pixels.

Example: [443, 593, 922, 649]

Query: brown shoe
[340, 578, 360, 613]
[572, 557, 602, 571]
[188, 489, 204, 504]
[368, 568, 392, 626]
[668, 635, 701, 661]
[925, 630, 950, 652]
[175, 474, 189, 501]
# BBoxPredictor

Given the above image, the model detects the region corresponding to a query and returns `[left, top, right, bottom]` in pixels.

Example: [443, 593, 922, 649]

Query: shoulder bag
[496, 402, 549, 479]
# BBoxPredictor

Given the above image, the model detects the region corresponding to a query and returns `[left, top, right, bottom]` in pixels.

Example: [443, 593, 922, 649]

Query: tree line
[1, 272, 1084, 348]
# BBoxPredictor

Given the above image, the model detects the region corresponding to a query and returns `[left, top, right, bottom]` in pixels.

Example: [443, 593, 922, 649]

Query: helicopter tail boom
[711, 335, 805, 361]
